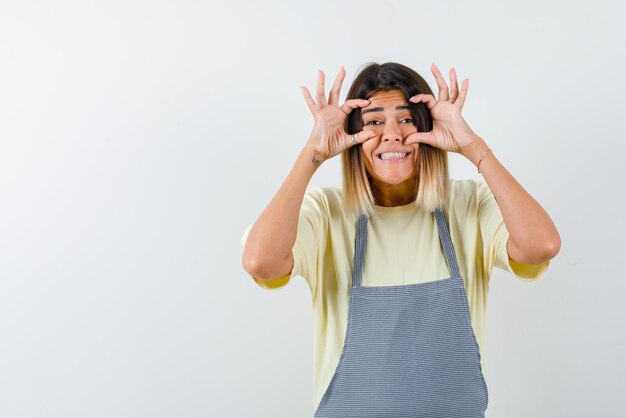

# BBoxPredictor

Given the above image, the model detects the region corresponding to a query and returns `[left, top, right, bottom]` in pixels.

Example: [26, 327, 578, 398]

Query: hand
[300, 67, 376, 163]
[405, 63, 478, 154]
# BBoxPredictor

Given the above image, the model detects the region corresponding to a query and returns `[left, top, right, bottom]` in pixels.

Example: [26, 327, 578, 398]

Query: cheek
[412, 146, 420, 167]
[361, 141, 376, 157]
[360, 147, 372, 164]
[360, 147, 377, 171]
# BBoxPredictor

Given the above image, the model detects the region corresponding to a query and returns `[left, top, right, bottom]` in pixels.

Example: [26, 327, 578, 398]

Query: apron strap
[352, 214, 368, 287]
[351, 207, 462, 287]
[434, 207, 462, 279]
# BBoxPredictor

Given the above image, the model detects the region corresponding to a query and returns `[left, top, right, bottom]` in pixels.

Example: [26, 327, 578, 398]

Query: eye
[365, 118, 413, 126]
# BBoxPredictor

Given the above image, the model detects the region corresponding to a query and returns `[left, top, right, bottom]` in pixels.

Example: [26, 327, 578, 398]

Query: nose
[382, 120, 403, 143]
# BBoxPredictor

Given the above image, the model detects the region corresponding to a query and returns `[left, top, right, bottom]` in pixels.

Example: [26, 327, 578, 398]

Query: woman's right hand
[300, 66, 376, 163]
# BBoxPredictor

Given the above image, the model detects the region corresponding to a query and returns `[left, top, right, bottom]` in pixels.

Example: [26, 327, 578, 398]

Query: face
[360, 89, 420, 187]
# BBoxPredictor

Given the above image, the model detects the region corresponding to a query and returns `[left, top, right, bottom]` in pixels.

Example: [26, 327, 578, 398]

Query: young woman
[241, 62, 560, 417]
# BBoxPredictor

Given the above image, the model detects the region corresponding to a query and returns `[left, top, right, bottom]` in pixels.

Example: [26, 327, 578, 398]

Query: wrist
[460, 136, 490, 167]
[299, 145, 326, 170]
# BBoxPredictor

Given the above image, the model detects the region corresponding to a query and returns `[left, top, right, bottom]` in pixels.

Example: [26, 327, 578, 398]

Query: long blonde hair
[341, 62, 450, 217]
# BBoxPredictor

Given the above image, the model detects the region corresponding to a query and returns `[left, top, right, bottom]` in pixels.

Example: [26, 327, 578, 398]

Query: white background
[1, 1, 624, 417]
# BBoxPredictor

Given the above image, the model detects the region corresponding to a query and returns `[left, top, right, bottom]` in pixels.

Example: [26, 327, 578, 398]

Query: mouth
[377, 151, 411, 163]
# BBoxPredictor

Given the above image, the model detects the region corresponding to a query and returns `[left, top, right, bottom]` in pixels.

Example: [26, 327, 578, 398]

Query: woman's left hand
[405, 63, 478, 154]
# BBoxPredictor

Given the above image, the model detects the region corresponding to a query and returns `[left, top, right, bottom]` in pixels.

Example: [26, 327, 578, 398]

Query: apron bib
[314, 208, 489, 418]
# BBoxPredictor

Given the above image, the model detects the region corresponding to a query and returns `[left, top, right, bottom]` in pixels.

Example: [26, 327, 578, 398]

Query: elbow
[531, 240, 561, 264]
[508, 235, 561, 264]
[544, 229, 562, 260]
[242, 236, 264, 278]
[242, 253, 290, 281]
[242, 234, 293, 280]
[545, 237, 561, 260]
[534, 239, 561, 264]
[242, 253, 264, 279]
[241, 251, 265, 279]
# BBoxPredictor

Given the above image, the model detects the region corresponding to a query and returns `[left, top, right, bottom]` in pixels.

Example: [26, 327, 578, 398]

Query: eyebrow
[362, 105, 412, 115]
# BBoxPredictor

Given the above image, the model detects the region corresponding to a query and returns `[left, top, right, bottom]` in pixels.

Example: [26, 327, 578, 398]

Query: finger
[408, 94, 437, 110]
[405, 131, 435, 147]
[300, 86, 318, 115]
[431, 63, 449, 102]
[455, 78, 469, 109]
[316, 70, 327, 107]
[449, 67, 459, 102]
[328, 66, 346, 106]
[344, 129, 377, 149]
[339, 98, 371, 116]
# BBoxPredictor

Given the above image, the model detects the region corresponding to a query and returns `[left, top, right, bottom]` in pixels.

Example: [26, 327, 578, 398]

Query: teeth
[380, 152, 407, 160]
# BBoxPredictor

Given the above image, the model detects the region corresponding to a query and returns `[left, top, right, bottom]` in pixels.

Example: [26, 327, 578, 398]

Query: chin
[371, 173, 415, 185]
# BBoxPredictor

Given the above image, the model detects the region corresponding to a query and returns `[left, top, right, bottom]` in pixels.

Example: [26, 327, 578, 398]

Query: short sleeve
[240, 188, 328, 294]
[478, 181, 550, 282]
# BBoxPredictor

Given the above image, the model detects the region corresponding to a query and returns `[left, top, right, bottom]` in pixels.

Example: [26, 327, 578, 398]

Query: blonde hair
[341, 62, 450, 217]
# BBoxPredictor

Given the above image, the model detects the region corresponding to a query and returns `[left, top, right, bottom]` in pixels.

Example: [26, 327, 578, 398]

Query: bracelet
[477, 148, 492, 174]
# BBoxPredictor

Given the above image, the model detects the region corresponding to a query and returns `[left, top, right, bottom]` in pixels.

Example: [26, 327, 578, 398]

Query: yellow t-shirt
[240, 178, 550, 413]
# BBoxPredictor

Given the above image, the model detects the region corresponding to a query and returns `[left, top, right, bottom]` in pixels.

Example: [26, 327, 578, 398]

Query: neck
[372, 176, 418, 207]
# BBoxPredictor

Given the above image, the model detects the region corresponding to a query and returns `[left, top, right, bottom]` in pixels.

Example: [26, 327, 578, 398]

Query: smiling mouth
[377, 152, 411, 161]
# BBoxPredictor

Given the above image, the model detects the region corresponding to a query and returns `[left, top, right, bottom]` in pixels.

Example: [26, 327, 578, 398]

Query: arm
[242, 67, 376, 281]
[406, 63, 560, 265]
[242, 145, 323, 280]
[461, 136, 561, 264]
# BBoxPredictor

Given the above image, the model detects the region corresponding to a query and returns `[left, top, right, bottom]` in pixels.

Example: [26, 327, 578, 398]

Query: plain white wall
[0, 0, 624, 417]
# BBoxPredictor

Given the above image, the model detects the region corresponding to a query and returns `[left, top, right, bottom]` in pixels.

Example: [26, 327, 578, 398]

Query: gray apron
[314, 208, 489, 417]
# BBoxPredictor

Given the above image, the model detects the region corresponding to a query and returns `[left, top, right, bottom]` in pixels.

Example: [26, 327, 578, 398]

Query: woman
[241, 62, 561, 417]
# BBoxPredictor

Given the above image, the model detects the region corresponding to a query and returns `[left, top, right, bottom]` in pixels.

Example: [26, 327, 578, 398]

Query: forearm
[461, 136, 561, 264]
[242, 145, 324, 278]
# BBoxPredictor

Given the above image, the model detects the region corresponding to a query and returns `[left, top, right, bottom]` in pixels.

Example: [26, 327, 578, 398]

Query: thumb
[346, 130, 377, 148]
[406, 131, 435, 146]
